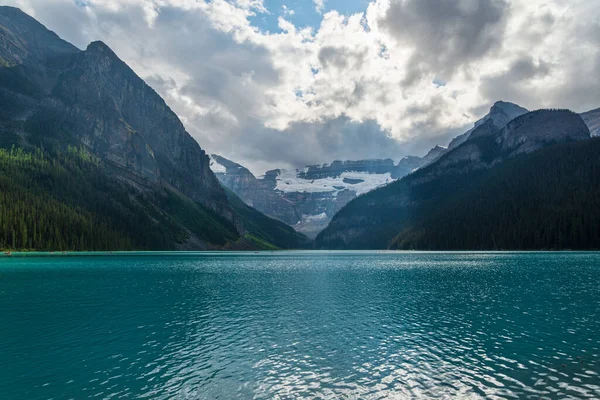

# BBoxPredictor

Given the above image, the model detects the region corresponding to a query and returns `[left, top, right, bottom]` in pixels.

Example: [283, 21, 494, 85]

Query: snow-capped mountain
[210, 155, 436, 238]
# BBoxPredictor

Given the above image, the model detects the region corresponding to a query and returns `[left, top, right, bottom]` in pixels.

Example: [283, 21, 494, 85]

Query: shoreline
[2, 249, 600, 257]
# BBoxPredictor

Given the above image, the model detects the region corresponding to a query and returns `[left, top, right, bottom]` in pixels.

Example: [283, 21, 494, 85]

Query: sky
[6, 0, 600, 174]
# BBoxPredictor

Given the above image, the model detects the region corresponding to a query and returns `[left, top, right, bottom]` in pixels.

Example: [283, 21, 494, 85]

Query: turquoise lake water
[1, 251, 599, 399]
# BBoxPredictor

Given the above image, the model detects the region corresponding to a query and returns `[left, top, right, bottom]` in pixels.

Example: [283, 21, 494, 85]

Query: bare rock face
[415, 145, 447, 168]
[446, 101, 529, 151]
[54, 42, 228, 211]
[0, 6, 78, 67]
[0, 7, 237, 228]
[416, 109, 590, 183]
[581, 108, 600, 137]
[498, 109, 590, 156]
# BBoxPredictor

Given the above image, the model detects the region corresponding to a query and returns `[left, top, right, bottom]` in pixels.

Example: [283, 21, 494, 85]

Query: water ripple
[1, 252, 600, 399]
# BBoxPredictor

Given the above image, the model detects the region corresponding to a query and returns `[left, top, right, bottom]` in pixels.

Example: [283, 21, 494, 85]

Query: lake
[1, 251, 599, 399]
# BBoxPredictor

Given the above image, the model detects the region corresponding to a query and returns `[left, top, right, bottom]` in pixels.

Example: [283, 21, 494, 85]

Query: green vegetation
[224, 187, 312, 250]
[0, 146, 240, 251]
[0, 145, 313, 251]
[154, 188, 238, 246]
[243, 234, 280, 250]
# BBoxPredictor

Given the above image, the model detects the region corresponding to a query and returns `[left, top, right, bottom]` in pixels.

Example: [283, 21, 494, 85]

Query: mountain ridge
[316, 108, 592, 249]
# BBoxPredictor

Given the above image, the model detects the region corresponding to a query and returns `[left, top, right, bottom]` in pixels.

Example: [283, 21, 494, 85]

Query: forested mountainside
[0, 146, 236, 250]
[222, 188, 312, 250]
[389, 138, 600, 250]
[316, 109, 596, 250]
[0, 6, 308, 251]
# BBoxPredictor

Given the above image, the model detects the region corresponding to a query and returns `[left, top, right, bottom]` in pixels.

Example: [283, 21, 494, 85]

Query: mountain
[0, 7, 307, 251]
[222, 188, 312, 250]
[210, 153, 437, 239]
[0, 146, 238, 250]
[389, 138, 600, 250]
[581, 108, 600, 137]
[417, 145, 447, 167]
[316, 109, 594, 250]
[445, 101, 529, 152]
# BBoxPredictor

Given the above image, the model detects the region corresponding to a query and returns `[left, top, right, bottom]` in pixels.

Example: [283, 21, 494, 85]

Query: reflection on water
[1, 252, 599, 399]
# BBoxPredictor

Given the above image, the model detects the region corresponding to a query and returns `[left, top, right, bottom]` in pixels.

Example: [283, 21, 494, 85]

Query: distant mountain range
[210, 146, 445, 238]
[0, 6, 308, 251]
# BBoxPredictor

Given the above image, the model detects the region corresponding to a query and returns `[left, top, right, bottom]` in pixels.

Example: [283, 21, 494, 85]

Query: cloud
[3, 0, 600, 174]
[377, 0, 509, 84]
[314, 0, 325, 14]
[467, 0, 600, 112]
[281, 5, 294, 16]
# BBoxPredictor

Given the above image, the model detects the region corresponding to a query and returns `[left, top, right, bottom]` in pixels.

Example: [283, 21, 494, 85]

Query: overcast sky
[7, 0, 600, 173]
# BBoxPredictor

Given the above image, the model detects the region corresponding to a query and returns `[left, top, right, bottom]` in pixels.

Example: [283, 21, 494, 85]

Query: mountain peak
[0, 6, 78, 66]
[489, 101, 529, 119]
[85, 41, 119, 60]
[86, 40, 112, 53]
[493, 100, 520, 107]
[430, 145, 447, 152]
[498, 109, 590, 153]
[424, 145, 446, 158]
[210, 154, 255, 177]
[0, 5, 33, 19]
[447, 100, 529, 151]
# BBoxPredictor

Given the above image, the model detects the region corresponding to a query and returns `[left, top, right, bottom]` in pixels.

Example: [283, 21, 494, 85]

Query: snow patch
[209, 155, 227, 174]
[297, 212, 328, 223]
[275, 170, 394, 196]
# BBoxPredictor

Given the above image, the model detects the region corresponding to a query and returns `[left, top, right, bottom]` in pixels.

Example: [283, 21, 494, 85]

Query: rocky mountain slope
[316, 109, 593, 249]
[440, 101, 529, 159]
[0, 6, 308, 250]
[210, 150, 442, 238]
[581, 108, 600, 137]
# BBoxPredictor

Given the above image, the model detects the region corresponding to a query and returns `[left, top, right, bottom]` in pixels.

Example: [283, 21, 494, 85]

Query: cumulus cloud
[3, 0, 600, 173]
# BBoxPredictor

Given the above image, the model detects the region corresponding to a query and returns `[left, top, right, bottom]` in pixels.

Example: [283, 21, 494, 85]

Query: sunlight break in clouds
[6, 0, 600, 173]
